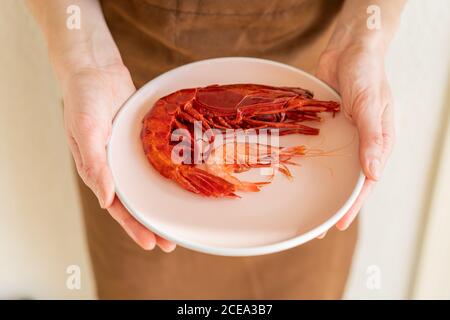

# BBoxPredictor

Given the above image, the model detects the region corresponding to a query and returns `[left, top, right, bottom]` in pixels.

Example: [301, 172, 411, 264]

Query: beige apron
[79, 0, 357, 299]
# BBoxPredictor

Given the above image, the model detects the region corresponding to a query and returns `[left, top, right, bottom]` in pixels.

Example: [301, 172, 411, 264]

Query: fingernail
[144, 240, 156, 251]
[96, 190, 106, 209]
[369, 159, 381, 180]
[98, 198, 105, 209]
[160, 245, 176, 253]
[336, 223, 348, 231]
[318, 231, 327, 239]
[129, 230, 154, 250]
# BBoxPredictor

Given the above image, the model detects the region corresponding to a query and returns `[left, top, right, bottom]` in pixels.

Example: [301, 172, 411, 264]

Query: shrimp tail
[178, 166, 238, 198]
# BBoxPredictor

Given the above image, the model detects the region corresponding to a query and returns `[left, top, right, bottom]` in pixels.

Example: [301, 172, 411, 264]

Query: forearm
[27, 0, 122, 85]
[328, 0, 406, 53]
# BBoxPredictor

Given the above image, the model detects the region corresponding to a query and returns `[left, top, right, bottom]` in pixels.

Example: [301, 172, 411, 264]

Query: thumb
[354, 97, 384, 181]
[75, 126, 115, 208]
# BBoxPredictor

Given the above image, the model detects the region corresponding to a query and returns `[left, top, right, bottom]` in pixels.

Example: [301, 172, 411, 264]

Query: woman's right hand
[62, 63, 176, 252]
[26, 0, 175, 251]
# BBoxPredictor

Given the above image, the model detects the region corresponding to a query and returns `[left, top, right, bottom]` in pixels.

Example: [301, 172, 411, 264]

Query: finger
[353, 94, 384, 181]
[335, 103, 394, 232]
[67, 135, 83, 171]
[155, 235, 177, 253]
[108, 197, 156, 250]
[74, 122, 115, 209]
[317, 231, 327, 240]
[380, 102, 396, 166]
[315, 52, 339, 90]
[336, 179, 375, 231]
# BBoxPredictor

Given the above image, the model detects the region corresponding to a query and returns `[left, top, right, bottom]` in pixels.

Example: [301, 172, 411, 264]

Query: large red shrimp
[140, 84, 339, 197]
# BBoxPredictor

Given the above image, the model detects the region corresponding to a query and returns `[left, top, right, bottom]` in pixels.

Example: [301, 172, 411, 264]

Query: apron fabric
[100, 0, 344, 86]
[79, 0, 357, 299]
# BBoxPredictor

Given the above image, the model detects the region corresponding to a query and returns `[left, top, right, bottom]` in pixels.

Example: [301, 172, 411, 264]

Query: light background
[0, 0, 449, 299]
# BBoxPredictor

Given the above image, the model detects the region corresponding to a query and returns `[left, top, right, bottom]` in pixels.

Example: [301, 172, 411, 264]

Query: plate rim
[107, 57, 366, 256]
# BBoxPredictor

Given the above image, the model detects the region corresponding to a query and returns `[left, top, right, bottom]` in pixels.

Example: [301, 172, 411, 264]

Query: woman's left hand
[316, 42, 395, 234]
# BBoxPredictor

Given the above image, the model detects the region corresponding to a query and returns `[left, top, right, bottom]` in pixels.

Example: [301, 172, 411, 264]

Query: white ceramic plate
[108, 57, 365, 256]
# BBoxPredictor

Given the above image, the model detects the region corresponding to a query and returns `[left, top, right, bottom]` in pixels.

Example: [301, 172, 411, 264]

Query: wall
[0, 1, 94, 299]
[345, 0, 450, 299]
[412, 84, 450, 299]
[0, 0, 449, 299]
